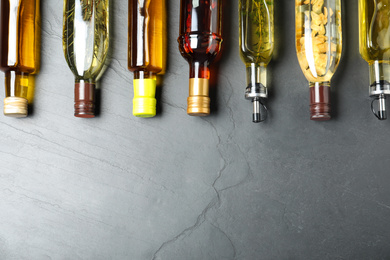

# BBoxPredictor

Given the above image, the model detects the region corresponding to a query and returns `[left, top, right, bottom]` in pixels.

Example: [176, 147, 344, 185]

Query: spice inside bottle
[295, 0, 342, 120]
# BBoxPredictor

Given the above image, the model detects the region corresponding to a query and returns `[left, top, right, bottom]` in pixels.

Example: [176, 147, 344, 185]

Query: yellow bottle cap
[4, 97, 28, 117]
[133, 79, 157, 117]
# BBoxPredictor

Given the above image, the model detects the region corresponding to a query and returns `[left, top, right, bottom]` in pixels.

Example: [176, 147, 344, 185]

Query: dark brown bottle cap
[310, 84, 331, 121]
[75, 82, 96, 118]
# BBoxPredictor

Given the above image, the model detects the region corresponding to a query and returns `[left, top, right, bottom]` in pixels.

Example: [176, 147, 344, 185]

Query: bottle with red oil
[178, 0, 223, 116]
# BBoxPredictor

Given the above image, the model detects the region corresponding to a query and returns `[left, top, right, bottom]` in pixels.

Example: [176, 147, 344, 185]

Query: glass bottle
[359, 0, 390, 120]
[0, 0, 40, 117]
[63, 0, 110, 118]
[239, 0, 274, 123]
[178, 0, 223, 116]
[295, 0, 342, 121]
[128, 0, 166, 118]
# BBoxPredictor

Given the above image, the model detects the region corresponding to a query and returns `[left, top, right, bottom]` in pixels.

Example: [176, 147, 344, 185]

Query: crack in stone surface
[151, 117, 235, 260]
[210, 222, 237, 259]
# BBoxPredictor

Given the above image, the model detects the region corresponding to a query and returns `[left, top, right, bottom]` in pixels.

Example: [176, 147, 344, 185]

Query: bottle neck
[3, 71, 30, 117]
[75, 78, 95, 85]
[245, 63, 267, 99]
[189, 61, 210, 79]
[187, 61, 210, 116]
[134, 70, 157, 80]
[5, 71, 29, 98]
[246, 63, 267, 88]
[369, 61, 390, 96]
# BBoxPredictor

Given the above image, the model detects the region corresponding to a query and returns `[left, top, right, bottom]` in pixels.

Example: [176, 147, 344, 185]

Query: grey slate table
[0, 1, 389, 259]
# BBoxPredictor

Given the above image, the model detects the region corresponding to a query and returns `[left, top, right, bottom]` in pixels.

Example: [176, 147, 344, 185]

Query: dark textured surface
[0, 1, 389, 259]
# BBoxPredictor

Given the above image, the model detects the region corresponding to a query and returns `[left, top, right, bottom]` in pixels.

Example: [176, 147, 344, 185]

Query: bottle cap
[310, 83, 331, 121]
[75, 82, 96, 118]
[133, 79, 156, 117]
[4, 97, 28, 117]
[187, 78, 210, 116]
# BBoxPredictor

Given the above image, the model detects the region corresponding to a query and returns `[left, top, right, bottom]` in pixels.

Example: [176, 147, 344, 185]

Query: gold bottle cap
[187, 78, 210, 116]
[4, 97, 28, 117]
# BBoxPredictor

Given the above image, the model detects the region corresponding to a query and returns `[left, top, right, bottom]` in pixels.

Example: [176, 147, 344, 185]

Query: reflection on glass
[239, 0, 274, 123]
[128, 0, 166, 118]
[178, 0, 223, 116]
[295, 0, 342, 121]
[63, 0, 110, 118]
[359, 0, 390, 120]
[0, 0, 40, 117]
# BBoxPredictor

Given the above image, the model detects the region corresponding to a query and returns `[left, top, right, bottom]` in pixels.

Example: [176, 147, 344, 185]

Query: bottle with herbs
[295, 0, 342, 121]
[63, 0, 110, 118]
[239, 0, 274, 123]
[359, 0, 390, 120]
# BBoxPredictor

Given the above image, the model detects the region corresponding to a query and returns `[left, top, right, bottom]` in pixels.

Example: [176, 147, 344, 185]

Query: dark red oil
[178, 0, 223, 79]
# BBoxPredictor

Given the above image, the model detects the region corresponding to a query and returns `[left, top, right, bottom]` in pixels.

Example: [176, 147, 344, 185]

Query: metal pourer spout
[377, 94, 387, 120]
[371, 94, 387, 120]
[246, 82, 268, 123]
[252, 97, 267, 123]
[253, 98, 261, 123]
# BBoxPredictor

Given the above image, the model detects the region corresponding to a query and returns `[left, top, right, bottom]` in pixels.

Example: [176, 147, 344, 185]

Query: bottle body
[63, 0, 110, 118]
[239, 0, 274, 123]
[128, 0, 166, 118]
[178, 0, 223, 116]
[295, 0, 342, 120]
[0, 0, 40, 117]
[359, 0, 390, 120]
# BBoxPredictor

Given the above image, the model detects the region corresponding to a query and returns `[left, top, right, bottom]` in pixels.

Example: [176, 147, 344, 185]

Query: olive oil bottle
[239, 0, 274, 123]
[63, 0, 110, 118]
[359, 0, 390, 120]
[128, 0, 166, 118]
[0, 0, 40, 117]
[295, 0, 342, 120]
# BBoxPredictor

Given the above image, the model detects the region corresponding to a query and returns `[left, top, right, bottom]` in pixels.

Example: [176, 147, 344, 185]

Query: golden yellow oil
[128, 0, 166, 76]
[149, 0, 166, 75]
[359, 0, 390, 63]
[295, 0, 342, 83]
[239, 0, 274, 67]
[0, 0, 40, 100]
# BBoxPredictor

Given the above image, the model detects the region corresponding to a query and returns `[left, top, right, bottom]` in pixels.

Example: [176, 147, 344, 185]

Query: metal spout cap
[4, 97, 28, 117]
[253, 112, 261, 123]
[252, 98, 267, 123]
[372, 94, 387, 120]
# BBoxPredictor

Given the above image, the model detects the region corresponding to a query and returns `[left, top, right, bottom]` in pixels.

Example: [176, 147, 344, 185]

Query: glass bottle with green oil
[239, 0, 274, 123]
[63, 0, 110, 118]
[359, 0, 390, 120]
